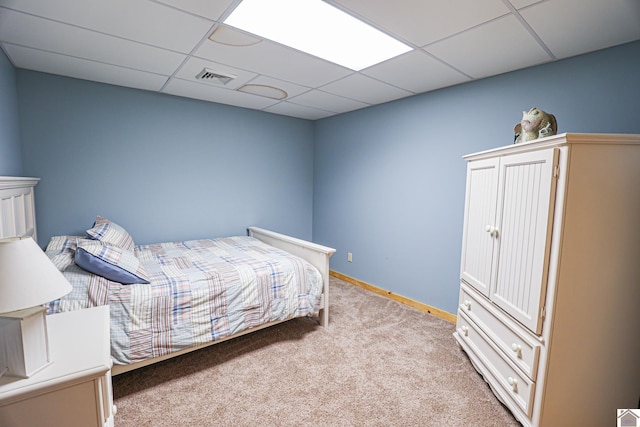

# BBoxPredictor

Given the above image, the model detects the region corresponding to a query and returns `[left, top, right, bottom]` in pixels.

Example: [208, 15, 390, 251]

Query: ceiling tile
[265, 102, 335, 120]
[174, 56, 256, 90]
[0, 9, 185, 75]
[426, 15, 552, 79]
[162, 78, 279, 110]
[507, 0, 544, 9]
[0, 0, 213, 53]
[194, 30, 353, 87]
[320, 74, 412, 105]
[521, 0, 640, 59]
[152, 0, 236, 20]
[1, 0, 637, 119]
[288, 90, 369, 114]
[3, 43, 168, 91]
[362, 50, 470, 93]
[331, 0, 510, 46]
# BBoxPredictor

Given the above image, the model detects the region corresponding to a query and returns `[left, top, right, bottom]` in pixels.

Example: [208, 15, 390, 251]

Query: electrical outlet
[347, 252, 353, 262]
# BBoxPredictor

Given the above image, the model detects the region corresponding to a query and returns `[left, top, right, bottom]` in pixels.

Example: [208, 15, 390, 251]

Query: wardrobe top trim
[464, 133, 640, 161]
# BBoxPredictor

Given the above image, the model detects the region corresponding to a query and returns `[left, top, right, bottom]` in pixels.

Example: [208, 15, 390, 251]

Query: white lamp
[0, 237, 72, 378]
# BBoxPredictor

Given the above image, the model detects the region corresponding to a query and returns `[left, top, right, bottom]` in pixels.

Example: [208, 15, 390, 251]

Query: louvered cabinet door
[490, 148, 559, 334]
[460, 157, 499, 297]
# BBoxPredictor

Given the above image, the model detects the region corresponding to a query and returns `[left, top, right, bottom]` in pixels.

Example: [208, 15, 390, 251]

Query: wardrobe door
[490, 148, 559, 334]
[460, 157, 499, 297]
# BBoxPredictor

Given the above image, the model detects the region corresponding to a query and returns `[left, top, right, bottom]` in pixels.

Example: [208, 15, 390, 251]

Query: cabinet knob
[463, 300, 471, 310]
[460, 325, 469, 336]
[508, 377, 518, 392]
[511, 343, 522, 357]
[485, 225, 499, 237]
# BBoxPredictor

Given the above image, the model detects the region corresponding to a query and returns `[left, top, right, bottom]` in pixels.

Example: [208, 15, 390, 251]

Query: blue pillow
[75, 239, 150, 285]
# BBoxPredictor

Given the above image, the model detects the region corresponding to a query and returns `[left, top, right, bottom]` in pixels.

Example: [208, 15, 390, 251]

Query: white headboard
[0, 177, 40, 241]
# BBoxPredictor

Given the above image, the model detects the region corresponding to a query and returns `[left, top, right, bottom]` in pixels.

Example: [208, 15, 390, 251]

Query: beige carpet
[112, 277, 520, 426]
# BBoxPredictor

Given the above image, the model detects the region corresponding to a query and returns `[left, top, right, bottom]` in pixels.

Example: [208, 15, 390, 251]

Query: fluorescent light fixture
[224, 0, 412, 71]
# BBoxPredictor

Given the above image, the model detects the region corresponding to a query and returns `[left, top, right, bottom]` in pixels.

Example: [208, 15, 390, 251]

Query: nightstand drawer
[0, 307, 113, 427]
[456, 312, 535, 417]
[0, 379, 102, 427]
[459, 282, 540, 380]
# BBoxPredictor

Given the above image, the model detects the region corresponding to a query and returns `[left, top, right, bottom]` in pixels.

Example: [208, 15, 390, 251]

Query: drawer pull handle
[460, 325, 469, 336]
[511, 343, 522, 358]
[463, 300, 471, 310]
[508, 376, 518, 393]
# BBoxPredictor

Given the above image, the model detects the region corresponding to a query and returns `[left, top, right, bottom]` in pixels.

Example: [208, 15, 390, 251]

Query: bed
[0, 177, 335, 375]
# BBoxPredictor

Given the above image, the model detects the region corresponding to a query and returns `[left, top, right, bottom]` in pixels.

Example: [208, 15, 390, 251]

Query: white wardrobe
[453, 133, 640, 427]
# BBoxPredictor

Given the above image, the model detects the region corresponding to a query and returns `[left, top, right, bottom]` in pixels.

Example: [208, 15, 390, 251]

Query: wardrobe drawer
[456, 313, 535, 417]
[459, 282, 540, 380]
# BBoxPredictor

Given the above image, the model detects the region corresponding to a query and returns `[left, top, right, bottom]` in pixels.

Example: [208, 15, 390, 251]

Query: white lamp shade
[0, 237, 72, 313]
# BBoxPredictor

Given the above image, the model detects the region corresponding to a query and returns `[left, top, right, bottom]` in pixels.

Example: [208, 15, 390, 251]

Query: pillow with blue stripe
[75, 239, 150, 285]
[86, 215, 135, 252]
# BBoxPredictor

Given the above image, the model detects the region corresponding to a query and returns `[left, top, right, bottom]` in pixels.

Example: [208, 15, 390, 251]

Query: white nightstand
[0, 306, 115, 427]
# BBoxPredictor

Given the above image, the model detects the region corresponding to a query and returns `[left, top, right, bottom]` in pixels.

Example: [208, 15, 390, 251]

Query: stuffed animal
[514, 107, 557, 143]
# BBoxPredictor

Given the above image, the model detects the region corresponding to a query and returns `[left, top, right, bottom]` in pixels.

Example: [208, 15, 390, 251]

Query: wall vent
[195, 68, 237, 85]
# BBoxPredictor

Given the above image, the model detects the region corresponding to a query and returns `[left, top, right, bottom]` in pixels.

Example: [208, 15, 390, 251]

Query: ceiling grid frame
[0, 0, 637, 120]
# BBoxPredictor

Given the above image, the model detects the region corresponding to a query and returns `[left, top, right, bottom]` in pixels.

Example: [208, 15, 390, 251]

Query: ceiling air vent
[195, 68, 237, 85]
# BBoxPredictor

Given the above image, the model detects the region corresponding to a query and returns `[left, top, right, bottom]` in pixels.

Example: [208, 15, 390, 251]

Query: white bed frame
[0, 177, 335, 376]
[247, 226, 335, 329]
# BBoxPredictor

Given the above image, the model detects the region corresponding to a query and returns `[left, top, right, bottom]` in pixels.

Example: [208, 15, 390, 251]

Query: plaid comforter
[45, 235, 323, 365]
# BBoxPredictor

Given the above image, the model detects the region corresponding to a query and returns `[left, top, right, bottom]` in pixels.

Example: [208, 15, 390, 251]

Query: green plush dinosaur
[514, 107, 558, 143]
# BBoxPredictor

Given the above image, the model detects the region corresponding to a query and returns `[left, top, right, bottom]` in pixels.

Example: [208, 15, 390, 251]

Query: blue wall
[17, 72, 315, 246]
[10, 40, 640, 315]
[313, 40, 640, 314]
[0, 49, 22, 175]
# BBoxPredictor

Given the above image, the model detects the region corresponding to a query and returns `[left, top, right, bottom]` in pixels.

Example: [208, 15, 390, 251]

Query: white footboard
[248, 226, 336, 328]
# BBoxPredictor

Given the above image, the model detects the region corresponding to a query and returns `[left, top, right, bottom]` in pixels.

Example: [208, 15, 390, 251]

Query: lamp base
[0, 306, 51, 378]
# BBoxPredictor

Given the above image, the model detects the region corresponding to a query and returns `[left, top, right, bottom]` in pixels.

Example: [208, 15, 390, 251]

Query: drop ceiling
[1, 0, 639, 120]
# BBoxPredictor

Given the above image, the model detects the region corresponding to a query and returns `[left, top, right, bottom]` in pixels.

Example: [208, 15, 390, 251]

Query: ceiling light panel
[224, 0, 412, 70]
